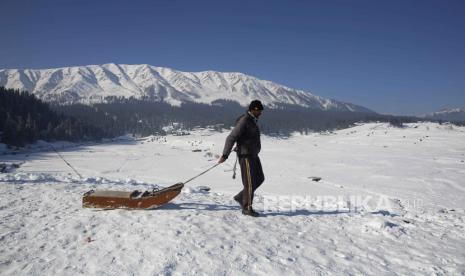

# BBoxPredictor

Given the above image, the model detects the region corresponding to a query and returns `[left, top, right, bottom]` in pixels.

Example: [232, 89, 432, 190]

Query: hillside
[0, 64, 372, 112]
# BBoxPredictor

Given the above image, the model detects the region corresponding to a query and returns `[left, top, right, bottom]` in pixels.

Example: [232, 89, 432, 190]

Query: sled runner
[82, 182, 184, 209]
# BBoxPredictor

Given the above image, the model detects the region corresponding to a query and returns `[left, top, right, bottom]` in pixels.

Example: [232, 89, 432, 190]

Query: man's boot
[242, 206, 259, 217]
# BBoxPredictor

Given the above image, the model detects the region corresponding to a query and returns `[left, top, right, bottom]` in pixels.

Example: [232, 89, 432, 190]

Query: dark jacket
[222, 112, 261, 159]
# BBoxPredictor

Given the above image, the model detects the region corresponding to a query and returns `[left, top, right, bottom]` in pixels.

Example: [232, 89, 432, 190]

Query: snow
[1, 122, 465, 275]
[0, 64, 370, 112]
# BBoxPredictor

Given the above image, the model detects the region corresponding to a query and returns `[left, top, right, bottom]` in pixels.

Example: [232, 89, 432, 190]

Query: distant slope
[424, 108, 465, 122]
[0, 64, 373, 112]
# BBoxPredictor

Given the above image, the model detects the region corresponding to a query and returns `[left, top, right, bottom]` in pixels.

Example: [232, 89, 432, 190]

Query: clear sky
[1, 0, 464, 115]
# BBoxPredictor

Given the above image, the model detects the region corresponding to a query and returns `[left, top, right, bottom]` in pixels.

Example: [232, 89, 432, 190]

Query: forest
[1, 87, 423, 146]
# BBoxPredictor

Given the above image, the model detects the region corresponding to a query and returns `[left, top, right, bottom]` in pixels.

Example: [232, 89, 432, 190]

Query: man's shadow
[160, 203, 350, 217]
[161, 202, 240, 211]
[260, 209, 350, 217]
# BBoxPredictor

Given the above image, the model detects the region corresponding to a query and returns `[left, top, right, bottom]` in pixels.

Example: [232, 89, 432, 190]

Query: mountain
[0, 63, 373, 112]
[424, 108, 465, 122]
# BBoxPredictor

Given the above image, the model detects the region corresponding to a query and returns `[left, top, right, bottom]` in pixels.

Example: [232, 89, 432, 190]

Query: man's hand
[218, 156, 227, 164]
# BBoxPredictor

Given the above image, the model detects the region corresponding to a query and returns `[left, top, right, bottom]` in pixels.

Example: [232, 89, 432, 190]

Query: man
[218, 100, 265, 217]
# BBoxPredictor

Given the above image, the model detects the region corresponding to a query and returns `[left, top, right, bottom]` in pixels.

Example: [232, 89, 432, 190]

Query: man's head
[248, 100, 264, 118]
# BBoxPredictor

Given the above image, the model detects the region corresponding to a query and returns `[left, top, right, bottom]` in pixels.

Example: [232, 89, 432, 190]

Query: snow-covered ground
[1, 122, 464, 275]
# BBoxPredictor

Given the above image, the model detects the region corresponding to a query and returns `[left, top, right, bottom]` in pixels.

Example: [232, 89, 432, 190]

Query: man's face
[251, 109, 262, 118]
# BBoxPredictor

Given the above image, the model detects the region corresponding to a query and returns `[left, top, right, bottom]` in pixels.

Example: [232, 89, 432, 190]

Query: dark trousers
[235, 155, 264, 210]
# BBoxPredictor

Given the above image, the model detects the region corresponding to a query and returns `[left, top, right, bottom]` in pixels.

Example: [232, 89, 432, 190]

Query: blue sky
[1, 0, 464, 115]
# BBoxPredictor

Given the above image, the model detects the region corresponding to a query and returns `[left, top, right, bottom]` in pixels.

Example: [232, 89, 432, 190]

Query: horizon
[1, 0, 464, 116]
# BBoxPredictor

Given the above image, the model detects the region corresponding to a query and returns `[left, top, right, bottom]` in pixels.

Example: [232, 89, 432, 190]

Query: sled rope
[49, 144, 83, 179]
[182, 163, 220, 185]
[232, 155, 238, 179]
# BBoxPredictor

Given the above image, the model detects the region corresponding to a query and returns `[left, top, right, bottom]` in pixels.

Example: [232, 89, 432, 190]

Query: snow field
[1, 122, 464, 275]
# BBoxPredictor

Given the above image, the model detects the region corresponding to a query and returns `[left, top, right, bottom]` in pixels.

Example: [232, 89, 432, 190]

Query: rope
[49, 143, 83, 179]
[182, 163, 220, 185]
[48, 142, 219, 185]
[232, 155, 238, 179]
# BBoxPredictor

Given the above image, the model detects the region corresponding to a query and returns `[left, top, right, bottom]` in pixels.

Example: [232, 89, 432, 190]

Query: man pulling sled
[218, 100, 265, 217]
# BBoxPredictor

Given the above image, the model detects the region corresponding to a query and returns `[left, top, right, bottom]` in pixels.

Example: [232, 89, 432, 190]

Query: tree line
[49, 96, 426, 138]
[0, 87, 109, 147]
[1, 86, 427, 147]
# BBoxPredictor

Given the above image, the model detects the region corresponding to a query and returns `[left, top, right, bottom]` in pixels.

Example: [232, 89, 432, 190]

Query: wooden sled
[82, 182, 184, 209]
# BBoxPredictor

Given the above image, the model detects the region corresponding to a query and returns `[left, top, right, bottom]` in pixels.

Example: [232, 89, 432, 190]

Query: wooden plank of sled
[90, 190, 134, 198]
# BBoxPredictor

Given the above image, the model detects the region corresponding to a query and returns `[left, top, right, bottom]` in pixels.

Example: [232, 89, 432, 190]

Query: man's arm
[218, 116, 246, 163]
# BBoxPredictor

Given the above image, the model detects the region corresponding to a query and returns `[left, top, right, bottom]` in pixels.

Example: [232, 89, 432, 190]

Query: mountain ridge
[0, 63, 373, 112]
[423, 107, 465, 122]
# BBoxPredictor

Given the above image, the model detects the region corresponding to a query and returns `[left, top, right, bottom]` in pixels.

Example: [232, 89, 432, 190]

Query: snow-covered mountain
[424, 108, 465, 122]
[0, 63, 372, 112]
